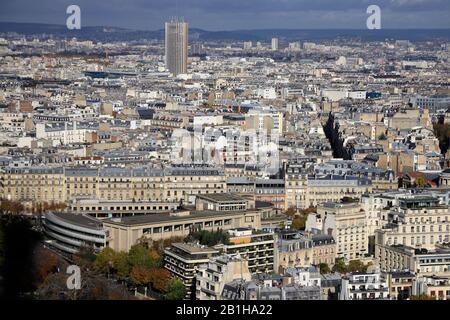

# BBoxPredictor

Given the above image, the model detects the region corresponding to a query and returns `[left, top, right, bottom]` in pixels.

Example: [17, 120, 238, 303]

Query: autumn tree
[129, 265, 153, 287]
[33, 246, 59, 285]
[94, 247, 117, 276]
[0, 200, 24, 215]
[410, 294, 435, 300]
[285, 207, 296, 217]
[347, 260, 367, 273]
[318, 263, 330, 274]
[291, 216, 306, 230]
[150, 268, 171, 292]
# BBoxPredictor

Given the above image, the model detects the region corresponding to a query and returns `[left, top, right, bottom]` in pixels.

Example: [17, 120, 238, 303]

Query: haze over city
[1, 0, 450, 30]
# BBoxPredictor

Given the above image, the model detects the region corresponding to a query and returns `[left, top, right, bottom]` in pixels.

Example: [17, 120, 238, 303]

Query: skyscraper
[271, 38, 279, 51]
[165, 19, 188, 76]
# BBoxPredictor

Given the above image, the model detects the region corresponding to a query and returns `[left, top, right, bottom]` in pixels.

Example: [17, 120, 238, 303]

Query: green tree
[332, 258, 347, 273]
[128, 244, 158, 268]
[74, 245, 96, 269]
[414, 176, 427, 188]
[185, 229, 230, 246]
[347, 260, 367, 273]
[114, 251, 131, 281]
[94, 247, 117, 276]
[162, 278, 186, 300]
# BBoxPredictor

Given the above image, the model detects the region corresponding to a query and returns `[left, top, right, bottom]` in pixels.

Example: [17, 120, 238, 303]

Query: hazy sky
[1, 0, 449, 30]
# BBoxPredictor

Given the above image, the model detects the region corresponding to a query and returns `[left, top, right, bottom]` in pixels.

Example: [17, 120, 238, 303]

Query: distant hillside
[0, 22, 449, 42]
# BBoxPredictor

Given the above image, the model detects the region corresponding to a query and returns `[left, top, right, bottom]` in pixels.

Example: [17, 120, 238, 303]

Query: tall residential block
[165, 19, 188, 76]
[271, 38, 279, 51]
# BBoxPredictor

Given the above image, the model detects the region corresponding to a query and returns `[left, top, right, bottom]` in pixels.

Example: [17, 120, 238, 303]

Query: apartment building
[215, 228, 276, 274]
[164, 243, 219, 298]
[340, 271, 389, 300]
[386, 271, 415, 300]
[413, 276, 450, 300]
[376, 243, 450, 276]
[276, 230, 336, 272]
[196, 255, 252, 300]
[308, 202, 368, 262]
[1, 164, 226, 205]
[374, 195, 450, 252]
[285, 173, 372, 210]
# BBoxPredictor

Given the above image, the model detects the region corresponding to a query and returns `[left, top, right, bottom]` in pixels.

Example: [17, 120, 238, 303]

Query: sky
[0, 0, 449, 30]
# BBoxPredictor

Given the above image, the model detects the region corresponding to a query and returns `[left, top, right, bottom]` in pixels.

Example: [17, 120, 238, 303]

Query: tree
[0, 200, 24, 215]
[332, 258, 347, 273]
[414, 176, 427, 188]
[129, 265, 152, 287]
[148, 249, 161, 267]
[114, 251, 131, 281]
[341, 196, 355, 203]
[34, 246, 59, 285]
[150, 236, 185, 254]
[73, 245, 96, 270]
[285, 207, 296, 217]
[347, 260, 367, 273]
[291, 216, 306, 230]
[410, 294, 435, 300]
[185, 228, 230, 246]
[128, 244, 158, 268]
[318, 263, 330, 274]
[0, 215, 41, 298]
[150, 268, 171, 292]
[162, 278, 186, 300]
[94, 247, 117, 276]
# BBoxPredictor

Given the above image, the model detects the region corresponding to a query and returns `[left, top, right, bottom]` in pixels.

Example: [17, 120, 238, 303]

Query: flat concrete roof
[47, 212, 103, 230]
[171, 243, 219, 254]
[196, 193, 246, 203]
[103, 209, 258, 226]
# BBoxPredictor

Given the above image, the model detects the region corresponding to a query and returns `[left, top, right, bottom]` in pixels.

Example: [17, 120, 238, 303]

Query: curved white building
[43, 212, 106, 254]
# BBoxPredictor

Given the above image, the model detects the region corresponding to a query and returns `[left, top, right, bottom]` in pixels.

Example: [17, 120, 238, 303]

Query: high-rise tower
[165, 19, 188, 76]
[271, 38, 279, 51]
